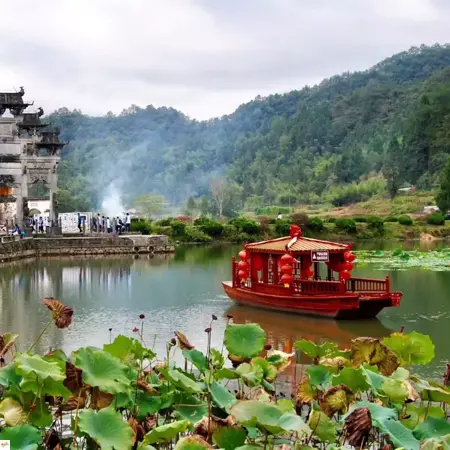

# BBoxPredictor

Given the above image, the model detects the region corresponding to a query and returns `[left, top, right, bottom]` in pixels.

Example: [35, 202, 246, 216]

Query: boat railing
[346, 276, 390, 293]
[293, 279, 344, 294]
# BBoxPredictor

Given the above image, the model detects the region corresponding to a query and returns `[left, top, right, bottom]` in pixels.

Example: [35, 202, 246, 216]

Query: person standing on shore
[125, 213, 131, 233]
[106, 216, 112, 233]
[77, 213, 83, 233]
[97, 213, 102, 232]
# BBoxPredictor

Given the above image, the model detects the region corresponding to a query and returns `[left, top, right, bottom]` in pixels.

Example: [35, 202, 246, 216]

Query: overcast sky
[0, 0, 449, 119]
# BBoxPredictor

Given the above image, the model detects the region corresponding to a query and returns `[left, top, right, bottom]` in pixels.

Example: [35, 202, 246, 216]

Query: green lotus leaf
[235, 446, 263, 450]
[383, 331, 435, 365]
[376, 417, 419, 450]
[174, 435, 210, 450]
[104, 335, 155, 363]
[209, 381, 237, 412]
[78, 406, 134, 450]
[20, 373, 72, 398]
[0, 424, 41, 450]
[294, 340, 340, 359]
[0, 398, 28, 426]
[236, 363, 264, 387]
[402, 404, 445, 430]
[182, 349, 208, 372]
[413, 417, 450, 441]
[306, 365, 332, 389]
[224, 323, 266, 358]
[413, 378, 450, 403]
[0, 362, 22, 388]
[361, 365, 386, 394]
[381, 377, 409, 404]
[215, 367, 240, 381]
[136, 392, 162, 419]
[230, 400, 283, 433]
[212, 426, 247, 450]
[174, 393, 207, 422]
[420, 435, 450, 450]
[278, 412, 311, 436]
[308, 403, 337, 442]
[162, 368, 202, 393]
[210, 348, 225, 369]
[15, 353, 65, 382]
[250, 357, 277, 382]
[332, 367, 370, 393]
[142, 420, 190, 445]
[44, 349, 68, 363]
[74, 347, 131, 394]
[277, 399, 295, 414]
[29, 397, 52, 428]
[345, 400, 396, 425]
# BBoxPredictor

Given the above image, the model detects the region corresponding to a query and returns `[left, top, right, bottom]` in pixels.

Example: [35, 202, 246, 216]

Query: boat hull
[222, 282, 400, 320]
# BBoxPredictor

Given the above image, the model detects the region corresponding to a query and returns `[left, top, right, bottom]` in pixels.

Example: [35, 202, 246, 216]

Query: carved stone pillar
[49, 162, 58, 224]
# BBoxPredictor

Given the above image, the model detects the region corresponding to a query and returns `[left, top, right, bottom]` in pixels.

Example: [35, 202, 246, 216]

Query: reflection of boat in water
[226, 304, 393, 352]
[223, 228, 403, 319]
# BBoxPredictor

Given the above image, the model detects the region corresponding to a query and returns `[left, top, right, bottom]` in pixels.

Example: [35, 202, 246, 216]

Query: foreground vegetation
[1, 299, 450, 449]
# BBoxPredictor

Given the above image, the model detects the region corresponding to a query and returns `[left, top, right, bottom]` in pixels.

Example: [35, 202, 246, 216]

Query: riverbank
[0, 234, 174, 263]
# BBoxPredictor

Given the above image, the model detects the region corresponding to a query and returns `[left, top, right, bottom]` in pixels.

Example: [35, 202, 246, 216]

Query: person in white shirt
[44, 217, 49, 233]
[106, 217, 112, 233]
[125, 213, 131, 233]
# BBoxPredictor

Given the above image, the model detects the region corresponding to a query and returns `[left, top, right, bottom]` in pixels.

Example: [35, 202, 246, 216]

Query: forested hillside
[51, 44, 450, 213]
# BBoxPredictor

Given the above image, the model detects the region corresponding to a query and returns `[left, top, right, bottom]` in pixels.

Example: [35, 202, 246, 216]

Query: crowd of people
[81, 212, 132, 234]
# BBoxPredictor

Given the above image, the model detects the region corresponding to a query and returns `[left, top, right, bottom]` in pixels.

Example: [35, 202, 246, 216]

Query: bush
[384, 216, 399, 223]
[257, 216, 271, 234]
[335, 218, 357, 234]
[170, 220, 186, 237]
[398, 215, 413, 226]
[427, 212, 446, 225]
[274, 219, 292, 236]
[130, 219, 152, 235]
[290, 212, 310, 227]
[308, 217, 324, 232]
[367, 216, 384, 234]
[325, 217, 336, 223]
[254, 206, 291, 216]
[353, 216, 368, 223]
[197, 219, 224, 237]
[152, 225, 172, 236]
[184, 226, 212, 242]
[229, 217, 261, 235]
[155, 217, 174, 226]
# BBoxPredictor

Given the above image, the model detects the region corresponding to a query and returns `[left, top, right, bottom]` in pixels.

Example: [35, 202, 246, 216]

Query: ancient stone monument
[0, 87, 66, 228]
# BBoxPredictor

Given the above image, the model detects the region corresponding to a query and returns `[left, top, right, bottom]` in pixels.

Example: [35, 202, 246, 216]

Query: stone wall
[0, 235, 173, 262]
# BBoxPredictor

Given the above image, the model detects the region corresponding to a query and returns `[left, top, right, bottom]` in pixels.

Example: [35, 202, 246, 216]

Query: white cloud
[0, 0, 449, 119]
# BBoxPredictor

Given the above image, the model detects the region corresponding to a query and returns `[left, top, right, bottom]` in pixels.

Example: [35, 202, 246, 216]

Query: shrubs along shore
[131, 213, 450, 244]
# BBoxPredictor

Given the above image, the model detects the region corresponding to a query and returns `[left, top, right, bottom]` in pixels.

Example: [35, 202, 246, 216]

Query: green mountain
[50, 44, 450, 213]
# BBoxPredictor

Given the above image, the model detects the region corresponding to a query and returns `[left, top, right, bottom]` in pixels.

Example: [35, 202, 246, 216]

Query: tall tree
[184, 196, 197, 217]
[383, 136, 403, 198]
[133, 194, 165, 218]
[435, 156, 450, 214]
[210, 177, 227, 217]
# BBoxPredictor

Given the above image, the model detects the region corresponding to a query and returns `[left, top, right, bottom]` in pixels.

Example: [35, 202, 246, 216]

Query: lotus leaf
[420, 435, 450, 450]
[15, 353, 65, 382]
[0, 424, 41, 450]
[224, 324, 266, 358]
[0, 362, 22, 388]
[297, 376, 317, 404]
[250, 357, 278, 382]
[383, 331, 435, 365]
[277, 412, 311, 435]
[182, 349, 208, 372]
[332, 367, 370, 393]
[142, 420, 190, 444]
[413, 378, 450, 403]
[0, 398, 28, 426]
[20, 372, 72, 398]
[230, 400, 283, 433]
[308, 403, 337, 442]
[175, 435, 211, 450]
[307, 365, 332, 389]
[376, 417, 420, 450]
[236, 362, 264, 387]
[174, 393, 207, 422]
[294, 340, 340, 359]
[209, 381, 238, 412]
[345, 400, 396, 425]
[74, 347, 131, 394]
[104, 335, 154, 362]
[381, 377, 409, 404]
[351, 337, 399, 375]
[266, 349, 293, 373]
[319, 356, 350, 373]
[402, 404, 445, 430]
[210, 348, 225, 369]
[320, 385, 354, 417]
[212, 426, 247, 450]
[162, 368, 203, 393]
[29, 397, 52, 428]
[215, 367, 240, 381]
[277, 399, 295, 413]
[414, 417, 450, 441]
[235, 446, 263, 450]
[136, 392, 163, 419]
[78, 406, 134, 450]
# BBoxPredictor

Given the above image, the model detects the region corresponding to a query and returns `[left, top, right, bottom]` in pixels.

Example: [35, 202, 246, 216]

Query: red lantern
[280, 253, 294, 265]
[281, 264, 293, 274]
[290, 224, 301, 237]
[238, 261, 250, 270]
[340, 271, 351, 281]
[238, 270, 249, 280]
[344, 262, 354, 271]
[307, 268, 314, 278]
[349, 253, 356, 262]
[252, 254, 263, 271]
[238, 250, 248, 261]
[344, 251, 356, 262]
[280, 274, 293, 284]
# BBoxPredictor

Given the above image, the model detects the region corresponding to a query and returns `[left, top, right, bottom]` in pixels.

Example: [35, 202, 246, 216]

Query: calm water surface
[0, 242, 449, 379]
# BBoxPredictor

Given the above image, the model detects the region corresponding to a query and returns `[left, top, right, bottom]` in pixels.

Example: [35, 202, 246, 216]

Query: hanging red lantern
[280, 253, 294, 265]
[340, 271, 351, 281]
[238, 250, 248, 261]
[238, 261, 250, 270]
[289, 224, 301, 237]
[349, 253, 356, 262]
[281, 264, 293, 274]
[344, 251, 356, 262]
[280, 273, 293, 284]
[252, 254, 263, 271]
[343, 262, 354, 272]
[238, 270, 249, 280]
[307, 268, 314, 278]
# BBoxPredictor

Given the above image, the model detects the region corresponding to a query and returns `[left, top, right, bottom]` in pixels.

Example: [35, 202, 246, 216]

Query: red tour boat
[222, 225, 402, 319]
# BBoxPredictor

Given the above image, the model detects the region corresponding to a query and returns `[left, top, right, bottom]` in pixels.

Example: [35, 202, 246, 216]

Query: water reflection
[0, 243, 449, 379]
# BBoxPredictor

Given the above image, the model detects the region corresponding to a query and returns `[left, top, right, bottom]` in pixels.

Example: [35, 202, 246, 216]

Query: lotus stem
[28, 319, 51, 353]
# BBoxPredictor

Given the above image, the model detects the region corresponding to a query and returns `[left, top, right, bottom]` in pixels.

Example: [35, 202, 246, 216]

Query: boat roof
[246, 236, 349, 254]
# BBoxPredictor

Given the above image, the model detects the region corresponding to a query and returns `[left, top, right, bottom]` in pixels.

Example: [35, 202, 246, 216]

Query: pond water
[0, 241, 449, 380]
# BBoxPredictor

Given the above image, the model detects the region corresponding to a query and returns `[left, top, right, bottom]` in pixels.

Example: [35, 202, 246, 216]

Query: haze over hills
[50, 44, 450, 214]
